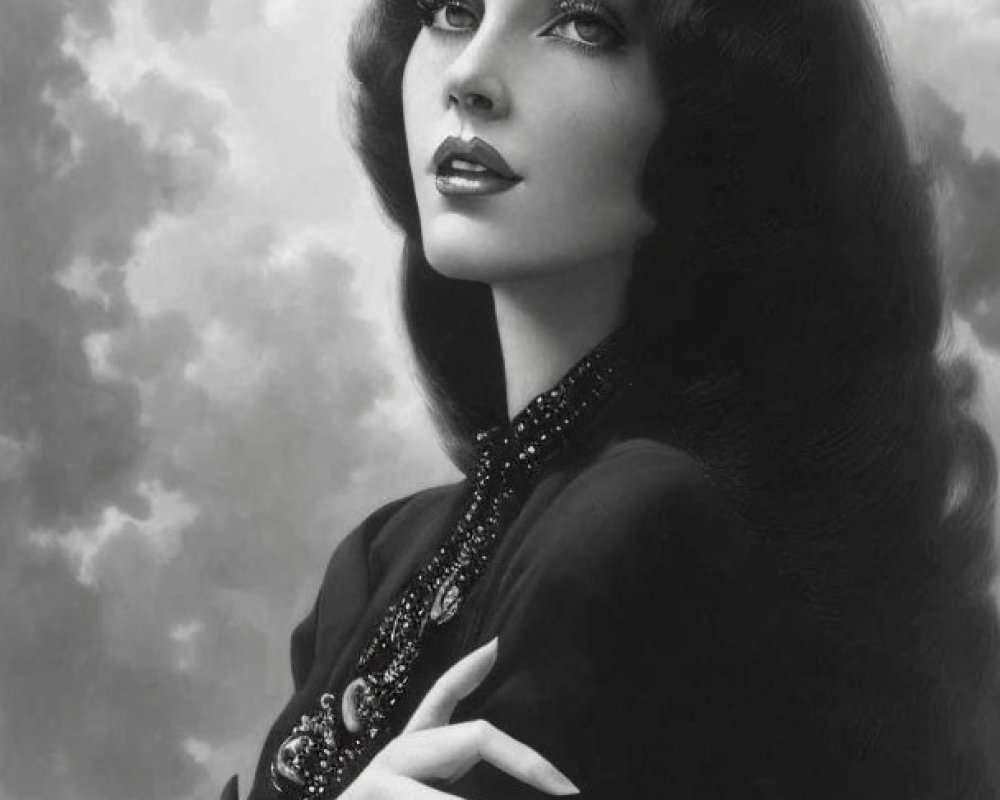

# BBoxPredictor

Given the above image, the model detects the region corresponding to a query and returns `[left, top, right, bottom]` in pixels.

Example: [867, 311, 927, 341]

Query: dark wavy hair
[348, 0, 1000, 795]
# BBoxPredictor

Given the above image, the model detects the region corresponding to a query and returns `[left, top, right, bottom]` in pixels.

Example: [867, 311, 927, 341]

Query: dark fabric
[220, 774, 239, 800]
[228, 431, 800, 799]
[221, 389, 997, 800]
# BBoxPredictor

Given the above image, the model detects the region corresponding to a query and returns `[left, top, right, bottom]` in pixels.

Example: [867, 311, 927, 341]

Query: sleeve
[448, 449, 767, 800]
[289, 581, 323, 692]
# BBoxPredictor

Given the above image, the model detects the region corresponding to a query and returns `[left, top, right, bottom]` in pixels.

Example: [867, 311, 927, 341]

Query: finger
[404, 638, 499, 733]
[384, 720, 579, 796]
[345, 773, 462, 800]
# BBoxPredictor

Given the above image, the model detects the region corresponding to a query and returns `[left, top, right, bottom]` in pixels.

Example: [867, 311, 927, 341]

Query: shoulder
[573, 435, 710, 497]
[319, 479, 467, 590]
[455, 440, 771, 795]
[477, 436, 762, 653]
[304, 480, 467, 664]
[535, 436, 751, 573]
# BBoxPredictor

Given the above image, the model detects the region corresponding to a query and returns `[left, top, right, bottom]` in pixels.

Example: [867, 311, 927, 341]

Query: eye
[542, 0, 626, 54]
[546, 13, 622, 49]
[418, 0, 479, 32]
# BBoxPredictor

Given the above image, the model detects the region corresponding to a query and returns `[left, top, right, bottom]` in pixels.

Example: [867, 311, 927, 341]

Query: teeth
[449, 158, 488, 172]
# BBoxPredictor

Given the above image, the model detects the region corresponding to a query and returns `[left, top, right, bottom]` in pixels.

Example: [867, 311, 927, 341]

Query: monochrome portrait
[1, 1, 999, 799]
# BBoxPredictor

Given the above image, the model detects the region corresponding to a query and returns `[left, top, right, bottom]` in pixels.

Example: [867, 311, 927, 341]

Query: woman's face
[402, 0, 666, 285]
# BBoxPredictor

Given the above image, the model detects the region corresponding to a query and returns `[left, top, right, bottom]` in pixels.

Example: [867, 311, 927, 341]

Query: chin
[420, 230, 521, 283]
[422, 248, 514, 283]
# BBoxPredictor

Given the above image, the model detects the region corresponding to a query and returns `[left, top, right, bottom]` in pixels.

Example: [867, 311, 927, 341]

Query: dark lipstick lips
[431, 136, 522, 181]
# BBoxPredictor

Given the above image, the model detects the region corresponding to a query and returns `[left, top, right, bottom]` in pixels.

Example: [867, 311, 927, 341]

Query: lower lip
[436, 171, 521, 197]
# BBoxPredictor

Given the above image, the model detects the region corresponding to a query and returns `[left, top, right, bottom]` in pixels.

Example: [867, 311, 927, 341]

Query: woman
[224, 0, 1000, 797]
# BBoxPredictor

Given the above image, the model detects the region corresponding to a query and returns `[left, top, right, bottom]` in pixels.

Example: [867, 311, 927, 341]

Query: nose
[442, 32, 510, 120]
[447, 76, 509, 119]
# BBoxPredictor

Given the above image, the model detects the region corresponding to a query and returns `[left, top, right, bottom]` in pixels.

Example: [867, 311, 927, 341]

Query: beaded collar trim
[269, 328, 633, 798]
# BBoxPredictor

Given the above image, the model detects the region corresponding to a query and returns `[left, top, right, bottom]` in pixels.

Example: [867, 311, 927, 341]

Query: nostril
[468, 93, 492, 111]
[449, 90, 493, 113]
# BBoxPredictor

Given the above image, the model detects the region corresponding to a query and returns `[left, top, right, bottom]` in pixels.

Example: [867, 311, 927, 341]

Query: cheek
[554, 110, 663, 233]
[540, 75, 663, 199]
[596, 94, 663, 185]
[402, 41, 437, 161]
[402, 74, 420, 150]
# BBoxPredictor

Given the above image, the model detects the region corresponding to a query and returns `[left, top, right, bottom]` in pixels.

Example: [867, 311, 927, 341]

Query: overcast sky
[0, 1, 998, 799]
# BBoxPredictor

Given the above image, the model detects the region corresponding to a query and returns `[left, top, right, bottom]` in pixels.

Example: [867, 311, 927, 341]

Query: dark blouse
[223, 408, 976, 799]
[222, 420, 795, 800]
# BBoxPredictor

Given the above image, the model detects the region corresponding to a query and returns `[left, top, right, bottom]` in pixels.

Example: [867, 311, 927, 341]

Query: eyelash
[414, 0, 626, 58]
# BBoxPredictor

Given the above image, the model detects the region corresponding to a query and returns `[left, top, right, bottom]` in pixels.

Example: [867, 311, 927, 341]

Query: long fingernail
[478, 637, 499, 657]
[542, 763, 580, 796]
[470, 637, 498, 666]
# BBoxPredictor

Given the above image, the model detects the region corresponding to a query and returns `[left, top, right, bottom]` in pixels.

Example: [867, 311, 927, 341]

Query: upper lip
[432, 136, 522, 181]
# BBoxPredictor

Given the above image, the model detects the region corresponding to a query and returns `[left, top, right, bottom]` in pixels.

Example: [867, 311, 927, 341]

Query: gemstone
[429, 572, 462, 624]
[390, 609, 410, 645]
[341, 677, 369, 734]
[272, 734, 313, 788]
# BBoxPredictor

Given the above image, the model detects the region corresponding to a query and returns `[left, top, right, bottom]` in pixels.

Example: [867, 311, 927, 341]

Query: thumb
[403, 637, 499, 733]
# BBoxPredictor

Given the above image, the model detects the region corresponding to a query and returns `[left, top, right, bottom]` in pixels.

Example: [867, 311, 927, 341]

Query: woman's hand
[340, 639, 580, 799]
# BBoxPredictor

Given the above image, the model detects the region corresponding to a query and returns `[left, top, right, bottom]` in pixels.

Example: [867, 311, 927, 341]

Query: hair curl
[348, 0, 1000, 795]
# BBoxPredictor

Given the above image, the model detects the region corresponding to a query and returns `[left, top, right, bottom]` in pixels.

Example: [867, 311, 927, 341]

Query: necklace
[269, 329, 633, 798]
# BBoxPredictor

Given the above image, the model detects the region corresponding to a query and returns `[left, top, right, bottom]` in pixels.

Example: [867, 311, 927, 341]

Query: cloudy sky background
[0, 1, 997, 798]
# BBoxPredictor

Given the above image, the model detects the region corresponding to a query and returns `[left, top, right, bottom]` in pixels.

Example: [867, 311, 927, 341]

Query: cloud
[0, 0, 154, 532]
[0, 1, 451, 797]
[143, 0, 214, 41]
[878, 0, 1000, 155]
[905, 85, 1000, 350]
[876, 0, 1000, 351]
[96, 225, 452, 797]
[119, 70, 229, 210]
[0, 0, 228, 794]
[0, 546, 207, 800]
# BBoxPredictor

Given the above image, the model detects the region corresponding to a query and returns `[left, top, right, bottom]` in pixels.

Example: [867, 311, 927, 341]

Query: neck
[492, 262, 630, 420]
